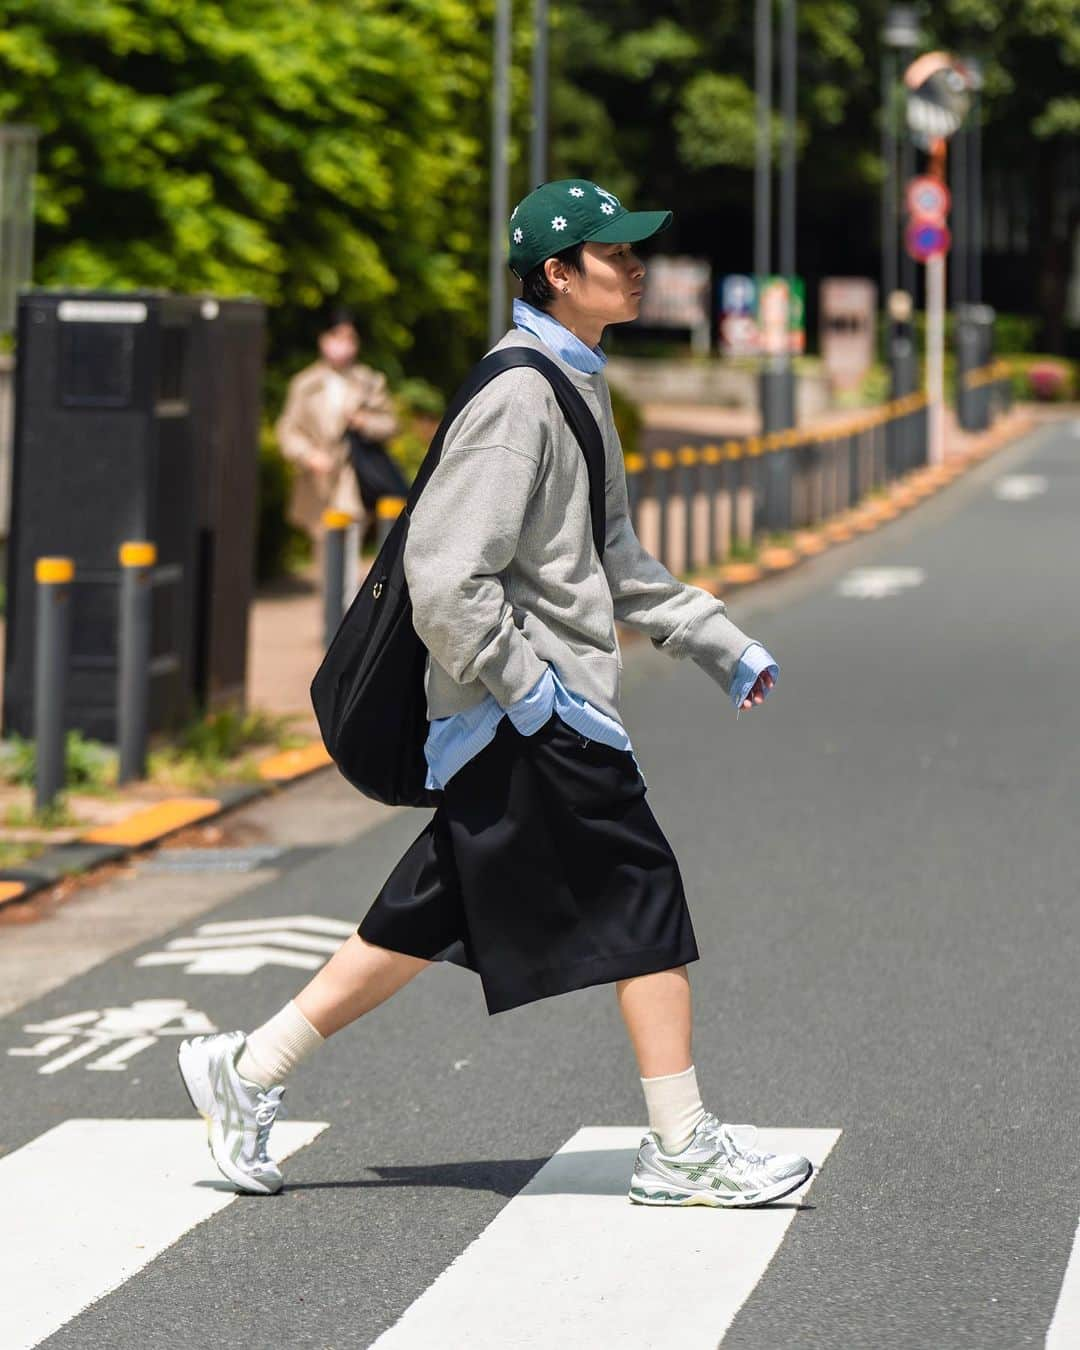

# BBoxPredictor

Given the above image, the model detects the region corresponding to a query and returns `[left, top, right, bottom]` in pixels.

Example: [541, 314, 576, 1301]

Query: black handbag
[310, 347, 608, 806]
[347, 432, 409, 511]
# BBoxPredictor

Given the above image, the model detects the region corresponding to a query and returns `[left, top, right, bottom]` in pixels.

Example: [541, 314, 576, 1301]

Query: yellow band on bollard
[677, 447, 699, 467]
[119, 541, 157, 568]
[724, 440, 743, 460]
[35, 557, 74, 584]
[652, 449, 675, 470]
[701, 445, 723, 465]
[376, 496, 406, 520]
[322, 509, 356, 530]
[623, 452, 646, 474]
[746, 437, 763, 457]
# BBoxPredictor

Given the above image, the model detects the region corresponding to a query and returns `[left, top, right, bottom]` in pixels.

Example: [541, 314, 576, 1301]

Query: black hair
[318, 303, 358, 335]
[519, 241, 587, 311]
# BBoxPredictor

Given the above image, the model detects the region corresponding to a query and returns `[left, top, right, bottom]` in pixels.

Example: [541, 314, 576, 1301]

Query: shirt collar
[512, 299, 607, 375]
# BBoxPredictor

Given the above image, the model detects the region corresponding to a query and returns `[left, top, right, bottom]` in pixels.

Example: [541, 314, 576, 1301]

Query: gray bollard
[322, 509, 354, 647]
[651, 449, 674, 571]
[701, 445, 722, 563]
[117, 541, 156, 784]
[34, 557, 73, 813]
[678, 447, 698, 574]
[375, 495, 406, 552]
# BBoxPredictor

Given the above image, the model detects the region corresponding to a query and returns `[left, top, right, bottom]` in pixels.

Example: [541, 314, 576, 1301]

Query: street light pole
[489, 0, 512, 347]
[531, 0, 548, 189]
[754, 0, 772, 283]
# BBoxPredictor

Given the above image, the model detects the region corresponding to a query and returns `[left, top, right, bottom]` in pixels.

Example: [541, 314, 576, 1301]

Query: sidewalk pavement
[0, 399, 1055, 910]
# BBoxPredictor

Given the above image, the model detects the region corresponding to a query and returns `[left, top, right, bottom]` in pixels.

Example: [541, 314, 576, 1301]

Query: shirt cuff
[730, 642, 779, 710]
[504, 666, 556, 736]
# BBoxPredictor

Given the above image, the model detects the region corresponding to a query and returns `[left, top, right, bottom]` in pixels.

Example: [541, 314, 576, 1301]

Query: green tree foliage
[0, 0, 506, 382]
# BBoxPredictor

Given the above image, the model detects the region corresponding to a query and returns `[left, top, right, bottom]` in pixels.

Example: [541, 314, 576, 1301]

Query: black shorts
[358, 713, 699, 1014]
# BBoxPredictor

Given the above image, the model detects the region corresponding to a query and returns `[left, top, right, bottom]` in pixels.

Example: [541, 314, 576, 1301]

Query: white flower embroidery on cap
[569, 187, 585, 197]
[513, 227, 523, 243]
[600, 201, 616, 215]
[551, 215, 568, 231]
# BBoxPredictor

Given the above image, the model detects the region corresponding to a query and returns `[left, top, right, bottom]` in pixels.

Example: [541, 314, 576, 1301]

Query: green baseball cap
[507, 178, 673, 279]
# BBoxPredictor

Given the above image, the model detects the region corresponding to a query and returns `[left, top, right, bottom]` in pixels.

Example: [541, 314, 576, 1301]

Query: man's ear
[544, 257, 567, 290]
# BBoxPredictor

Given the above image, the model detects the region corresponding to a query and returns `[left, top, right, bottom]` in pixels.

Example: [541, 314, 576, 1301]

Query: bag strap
[406, 347, 607, 558]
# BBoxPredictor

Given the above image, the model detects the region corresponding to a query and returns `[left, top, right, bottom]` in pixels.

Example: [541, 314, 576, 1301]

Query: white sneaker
[629, 1113, 812, 1208]
[178, 1030, 285, 1195]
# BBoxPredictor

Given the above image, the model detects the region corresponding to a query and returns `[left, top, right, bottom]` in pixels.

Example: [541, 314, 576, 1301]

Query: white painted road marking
[993, 473, 1048, 501]
[8, 999, 216, 1074]
[371, 1125, 841, 1349]
[0, 1118, 327, 1350]
[1045, 1212, 1080, 1347]
[837, 567, 926, 599]
[135, 914, 354, 975]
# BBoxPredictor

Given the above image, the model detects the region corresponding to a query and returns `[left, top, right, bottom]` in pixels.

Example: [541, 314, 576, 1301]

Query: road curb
[0, 744, 333, 912]
[0, 409, 1036, 915]
[687, 408, 1036, 602]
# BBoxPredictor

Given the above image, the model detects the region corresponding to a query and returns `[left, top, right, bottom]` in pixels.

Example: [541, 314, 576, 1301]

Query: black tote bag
[310, 347, 608, 806]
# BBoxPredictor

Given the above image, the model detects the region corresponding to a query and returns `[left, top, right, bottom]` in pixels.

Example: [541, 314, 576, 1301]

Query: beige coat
[275, 359, 400, 536]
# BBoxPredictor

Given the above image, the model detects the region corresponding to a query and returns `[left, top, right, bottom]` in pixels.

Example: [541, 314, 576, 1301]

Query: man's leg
[619, 966, 813, 1206]
[237, 936, 429, 1086]
[617, 967, 704, 1154]
[178, 937, 427, 1194]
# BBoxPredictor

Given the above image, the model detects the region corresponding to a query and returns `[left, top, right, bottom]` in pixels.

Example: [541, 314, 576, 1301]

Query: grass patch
[0, 732, 117, 794]
[728, 541, 760, 563]
[0, 839, 44, 868]
[3, 798, 81, 830]
[148, 707, 307, 792]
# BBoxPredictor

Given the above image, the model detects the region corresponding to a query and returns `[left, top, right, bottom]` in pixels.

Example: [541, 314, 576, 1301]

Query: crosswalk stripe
[371, 1125, 840, 1349]
[1046, 1215, 1080, 1348]
[0, 1118, 327, 1350]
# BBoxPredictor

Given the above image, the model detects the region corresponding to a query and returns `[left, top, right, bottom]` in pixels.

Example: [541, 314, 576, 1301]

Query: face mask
[320, 334, 357, 368]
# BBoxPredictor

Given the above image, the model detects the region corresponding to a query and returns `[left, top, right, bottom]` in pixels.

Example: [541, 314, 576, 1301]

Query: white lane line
[371, 1126, 841, 1350]
[1045, 1214, 1080, 1348]
[0, 1118, 327, 1350]
[837, 566, 925, 599]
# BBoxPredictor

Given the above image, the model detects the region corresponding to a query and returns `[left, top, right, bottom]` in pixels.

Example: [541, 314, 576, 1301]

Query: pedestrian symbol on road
[7, 999, 216, 1075]
[135, 914, 354, 975]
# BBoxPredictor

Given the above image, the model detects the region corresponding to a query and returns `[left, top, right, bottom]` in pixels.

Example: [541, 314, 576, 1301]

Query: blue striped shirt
[422, 300, 777, 791]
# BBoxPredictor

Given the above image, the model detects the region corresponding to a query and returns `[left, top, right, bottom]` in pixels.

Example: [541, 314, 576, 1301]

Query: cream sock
[640, 1064, 706, 1154]
[236, 1000, 325, 1089]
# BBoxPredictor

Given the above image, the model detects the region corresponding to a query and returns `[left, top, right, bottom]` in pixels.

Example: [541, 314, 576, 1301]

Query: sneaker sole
[627, 1162, 813, 1209]
[176, 1040, 281, 1197]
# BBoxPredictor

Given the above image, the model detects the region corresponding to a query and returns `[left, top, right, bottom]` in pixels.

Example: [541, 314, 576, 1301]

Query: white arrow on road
[135, 914, 355, 975]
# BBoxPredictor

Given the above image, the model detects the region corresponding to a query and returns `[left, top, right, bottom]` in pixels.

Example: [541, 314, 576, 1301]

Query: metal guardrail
[316, 382, 1013, 648]
[625, 392, 935, 576]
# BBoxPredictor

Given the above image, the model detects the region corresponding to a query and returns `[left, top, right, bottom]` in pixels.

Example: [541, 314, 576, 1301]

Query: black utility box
[3, 290, 265, 743]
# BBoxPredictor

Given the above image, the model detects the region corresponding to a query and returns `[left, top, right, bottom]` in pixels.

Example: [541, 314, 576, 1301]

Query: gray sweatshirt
[403, 328, 757, 722]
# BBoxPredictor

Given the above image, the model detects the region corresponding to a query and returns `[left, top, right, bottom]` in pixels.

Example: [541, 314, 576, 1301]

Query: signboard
[718, 273, 758, 355]
[637, 256, 712, 351]
[718, 274, 805, 357]
[905, 176, 950, 223]
[820, 277, 877, 392]
[906, 220, 951, 263]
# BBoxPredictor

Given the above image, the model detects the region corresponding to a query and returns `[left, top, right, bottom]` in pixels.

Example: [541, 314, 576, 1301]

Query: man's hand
[739, 669, 775, 711]
[306, 449, 336, 474]
[348, 408, 373, 434]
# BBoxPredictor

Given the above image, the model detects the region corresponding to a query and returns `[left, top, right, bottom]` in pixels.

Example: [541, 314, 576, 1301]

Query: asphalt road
[3, 416, 1079, 1349]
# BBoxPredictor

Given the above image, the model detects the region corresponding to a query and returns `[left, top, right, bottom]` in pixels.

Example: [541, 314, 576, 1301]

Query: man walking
[180, 180, 812, 1209]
